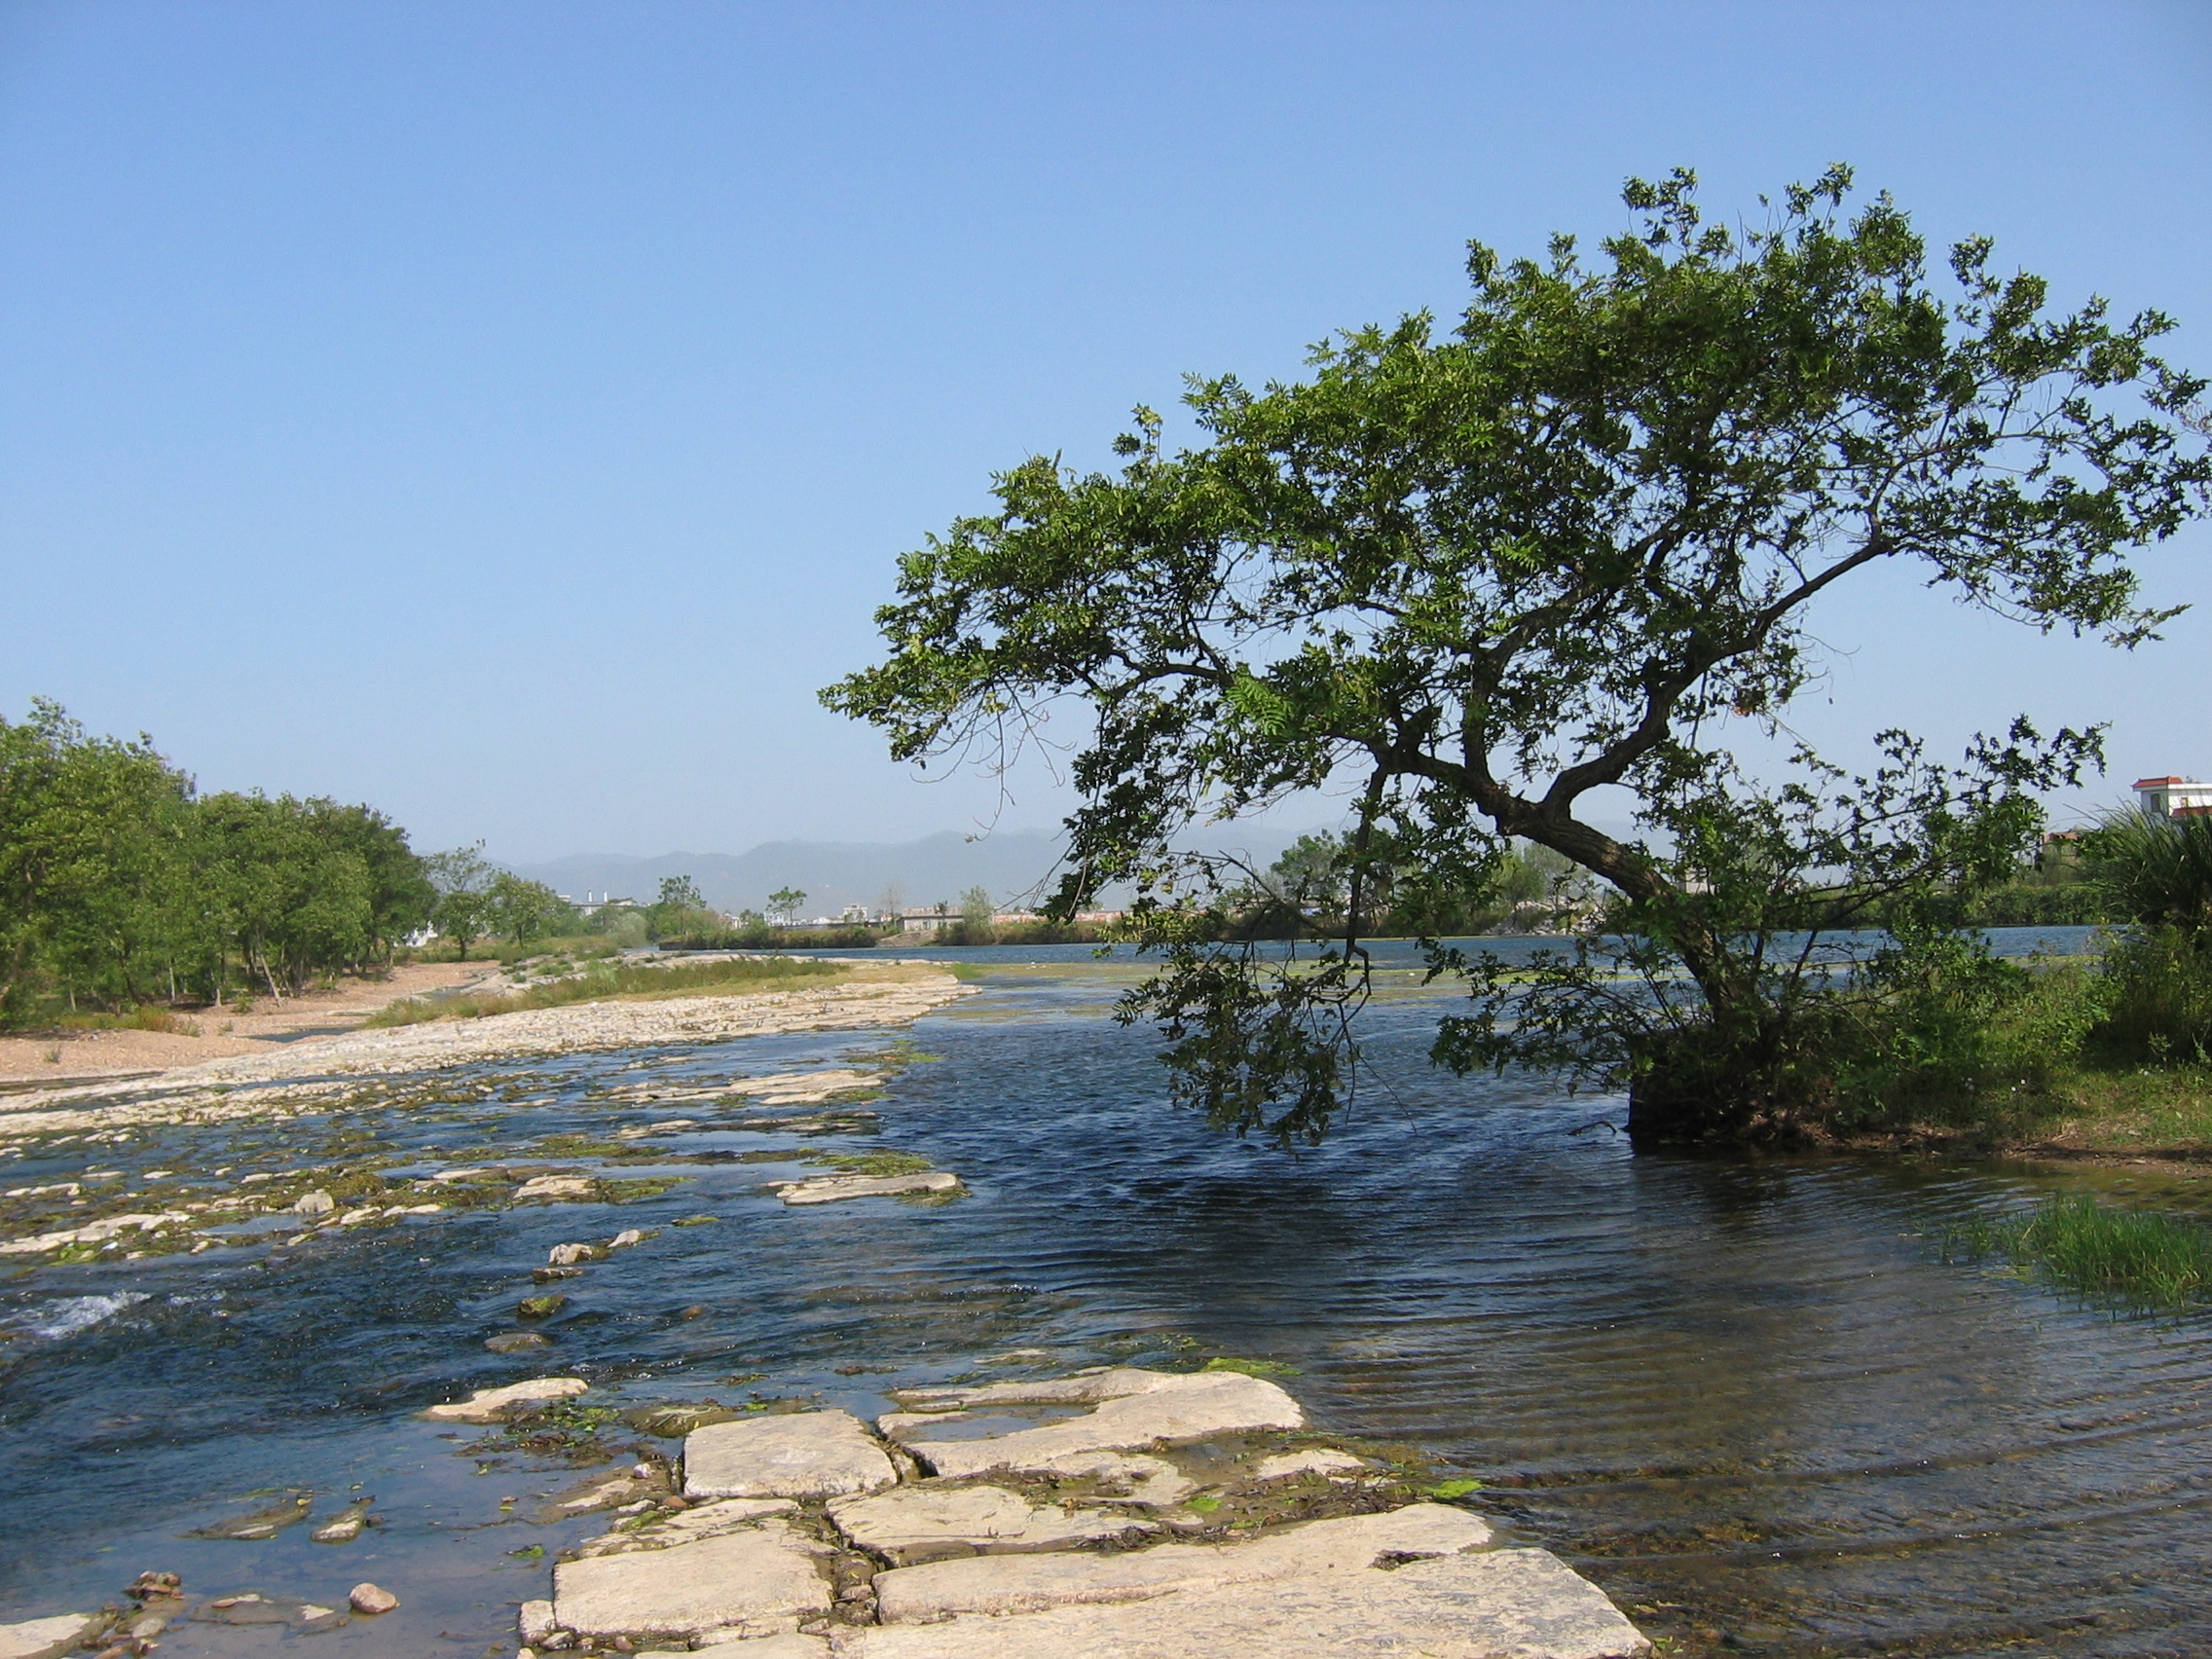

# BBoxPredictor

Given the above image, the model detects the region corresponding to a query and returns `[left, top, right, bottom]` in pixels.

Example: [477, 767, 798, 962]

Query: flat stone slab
[901, 1371, 1303, 1478]
[575, 1497, 798, 1557]
[827, 1482, 1159, 1565]
[422, 1375, 588, 1421]
[836, 1547, 1647, 1658]
[777, 1171, 960, 1205]
[685, 1409, 899, 1499]
[693, 1635, 829, 1657]
[1252, 1448, 1366, 1481]
[553, 1518, 833, 1638]
[0, 1615, 100, 1659]
[873, 1502, 1493, 1622]
[1027, 1450, 1194, 1506]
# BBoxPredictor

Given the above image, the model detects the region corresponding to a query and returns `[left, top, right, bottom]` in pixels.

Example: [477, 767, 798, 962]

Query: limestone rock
[348, 1584, 398, 1615]
[573, 1497, 799, 1558]
[608, 1228, 646, 1248]
[837, 1547, 1646, 1658]
[684, 1411, 898, 1500]
[1022, 1451, 1193, 1506]
[827, 1483, 1159, 1566]
[872, 1502, 1492, 1622]
[423, 1376, 588, 1422]
[1251, 1449, 1366, 1481]
[548, 1242, 603, 1266]
[0, 1614, 99, 1659]
[901, 1371, 1302, 1479]
[519, 1601, 557, 1644]
[553, 1519, 834, 1638]
[694, 1633, 828, 1657]
[292, 1190, 335, 1216]
[776, 1171, 959, 1206]
[517, 1174, 596, 1201]
[311, 1504, 370, 1543]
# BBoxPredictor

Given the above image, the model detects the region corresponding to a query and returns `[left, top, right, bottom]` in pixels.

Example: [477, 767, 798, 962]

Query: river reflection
[1, 956, 2205, 1658]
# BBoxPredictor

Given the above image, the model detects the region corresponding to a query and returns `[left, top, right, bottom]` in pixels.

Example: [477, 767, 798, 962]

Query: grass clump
[366, 955, 845, 1026]
[804, 1149, 935, 1177]
[1201, 1356, 1300, 1378]
[1944, 1194, 2212, 1310]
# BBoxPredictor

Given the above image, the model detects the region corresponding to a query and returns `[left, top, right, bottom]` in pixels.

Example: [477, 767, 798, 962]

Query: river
[5, 929, 2207, 1658]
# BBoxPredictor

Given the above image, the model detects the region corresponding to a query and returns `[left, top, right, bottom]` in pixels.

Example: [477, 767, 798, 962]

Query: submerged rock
[487, 1331, 553, 1352]
[827, 1482, 1158, 1566]
[896, 1370, 1302, 1479]
[310, 1504, 370, 1543]
[186, 1493, 314, 1539]
[516, 1175, 596, 1201]
[684, 1410, 899, 1500]
[1251, 1449, 1367, 1482]
[841, 1547, 1647, 1658]
[775, 1171, 959, 1206]
[423, 1375, 588, 1422]
[548, 1242, 604, 1267]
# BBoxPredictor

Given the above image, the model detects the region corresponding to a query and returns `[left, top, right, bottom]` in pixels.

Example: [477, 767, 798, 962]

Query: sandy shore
[0, 966, 974, 1137]
[0, 959, 509, 1087]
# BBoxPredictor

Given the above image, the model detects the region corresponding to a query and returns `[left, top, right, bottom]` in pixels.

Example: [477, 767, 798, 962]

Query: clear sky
[2, 1, 2206, 863]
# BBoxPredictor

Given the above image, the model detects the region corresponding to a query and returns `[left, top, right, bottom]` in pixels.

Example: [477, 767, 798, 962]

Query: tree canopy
[827, 167, 2211, 1143]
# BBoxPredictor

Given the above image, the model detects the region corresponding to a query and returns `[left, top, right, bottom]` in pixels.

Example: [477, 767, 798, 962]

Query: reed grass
[1944, 1194, 2212, 1310]
[364, 954, 843, 1026]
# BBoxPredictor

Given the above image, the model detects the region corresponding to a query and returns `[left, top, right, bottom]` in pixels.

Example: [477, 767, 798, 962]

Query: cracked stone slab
[777, 1171, 960, 1205]
[827, 1482, 1160, 1565]
[901, 1371, 1302, 1479]
[553, 1518, 834, 1638]
[1023, 1451, 1194, 1507]
[684, 1410, 899, 1499]
[422, 1376, 588, 1421]
[574, 1497, 799, 1557]
[835, 1547, 1647, 1659]
[872, 1502, 1493, 1623]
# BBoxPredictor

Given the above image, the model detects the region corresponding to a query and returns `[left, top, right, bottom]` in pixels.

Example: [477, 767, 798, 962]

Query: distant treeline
[0, 700, 435, 1021]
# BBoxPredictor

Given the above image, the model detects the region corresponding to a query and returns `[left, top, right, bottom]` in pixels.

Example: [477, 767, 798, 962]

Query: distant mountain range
[508, 826, 1319, 919]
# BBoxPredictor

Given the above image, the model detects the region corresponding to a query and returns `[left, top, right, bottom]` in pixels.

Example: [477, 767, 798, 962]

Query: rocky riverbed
[0, 1365, 1647, 1659]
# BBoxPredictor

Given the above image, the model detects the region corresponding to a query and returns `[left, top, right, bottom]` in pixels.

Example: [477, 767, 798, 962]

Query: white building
[2134, 776, 2212, 817]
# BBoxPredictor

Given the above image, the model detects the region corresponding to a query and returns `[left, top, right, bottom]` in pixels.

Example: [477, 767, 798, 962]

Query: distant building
[2134, 777, 2212, 818]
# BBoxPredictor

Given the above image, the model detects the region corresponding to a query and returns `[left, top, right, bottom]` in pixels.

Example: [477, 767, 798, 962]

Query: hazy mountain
[508, 815, 1639, 920]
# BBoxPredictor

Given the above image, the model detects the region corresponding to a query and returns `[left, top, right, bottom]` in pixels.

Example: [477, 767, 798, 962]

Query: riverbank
[0, 960, 507, 1086]
[0, 965, 971, 1138]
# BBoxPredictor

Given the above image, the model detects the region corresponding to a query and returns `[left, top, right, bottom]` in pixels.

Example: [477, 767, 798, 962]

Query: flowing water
[7, 929, 2209, 1659]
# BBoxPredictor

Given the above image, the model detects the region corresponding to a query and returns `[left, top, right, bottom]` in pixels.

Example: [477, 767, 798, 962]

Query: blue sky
[2, 1, 2206, 862]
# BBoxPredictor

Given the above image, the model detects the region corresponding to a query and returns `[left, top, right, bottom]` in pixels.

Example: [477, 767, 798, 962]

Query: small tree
[959, 884, 996, 936]
[488, 873, 572, 945]
[767, 887, 807, 927]
[424, 844, 497, 961]
[827, 167, 2209, 1145]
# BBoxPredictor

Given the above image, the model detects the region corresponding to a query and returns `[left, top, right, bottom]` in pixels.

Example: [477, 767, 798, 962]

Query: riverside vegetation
[828, 163, 2212, 1150]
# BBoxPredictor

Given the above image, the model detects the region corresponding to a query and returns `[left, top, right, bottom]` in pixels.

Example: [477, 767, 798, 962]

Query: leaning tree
[826, 168, 2209, 1144]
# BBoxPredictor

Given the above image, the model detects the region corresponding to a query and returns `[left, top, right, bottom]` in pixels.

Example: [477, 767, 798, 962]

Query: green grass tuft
[1944, 1194, 2212, 1310]
[1201, 1356, 1300, 1378]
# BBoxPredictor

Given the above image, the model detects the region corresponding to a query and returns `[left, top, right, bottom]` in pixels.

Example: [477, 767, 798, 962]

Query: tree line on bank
[0, 700, 600, 1027]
